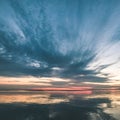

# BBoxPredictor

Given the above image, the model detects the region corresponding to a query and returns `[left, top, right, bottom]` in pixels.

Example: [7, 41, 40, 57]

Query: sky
[0, 0, 120, 89]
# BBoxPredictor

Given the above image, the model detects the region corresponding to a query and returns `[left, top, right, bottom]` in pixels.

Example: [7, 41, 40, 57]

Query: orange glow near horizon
[0, 76, 120, 90]
[31, 86, 92, 92]
[0, 76, 72, 86]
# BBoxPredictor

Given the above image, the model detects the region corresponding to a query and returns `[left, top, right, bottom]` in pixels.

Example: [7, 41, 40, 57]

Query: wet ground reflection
[0, 90, 120, 120]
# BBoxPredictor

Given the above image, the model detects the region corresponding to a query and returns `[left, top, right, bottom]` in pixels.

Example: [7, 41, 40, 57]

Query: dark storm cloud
[0, 0, 120, 82]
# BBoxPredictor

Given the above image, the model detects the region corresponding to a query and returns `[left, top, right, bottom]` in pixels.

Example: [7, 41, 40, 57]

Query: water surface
[0, 89, 120, 120]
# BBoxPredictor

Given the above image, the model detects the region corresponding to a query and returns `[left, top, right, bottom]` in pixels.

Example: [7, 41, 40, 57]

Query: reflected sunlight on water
[0, 91, 69, 104]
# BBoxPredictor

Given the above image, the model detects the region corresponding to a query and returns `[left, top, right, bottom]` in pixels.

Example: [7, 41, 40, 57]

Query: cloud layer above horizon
[0, 0, 120, 84]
